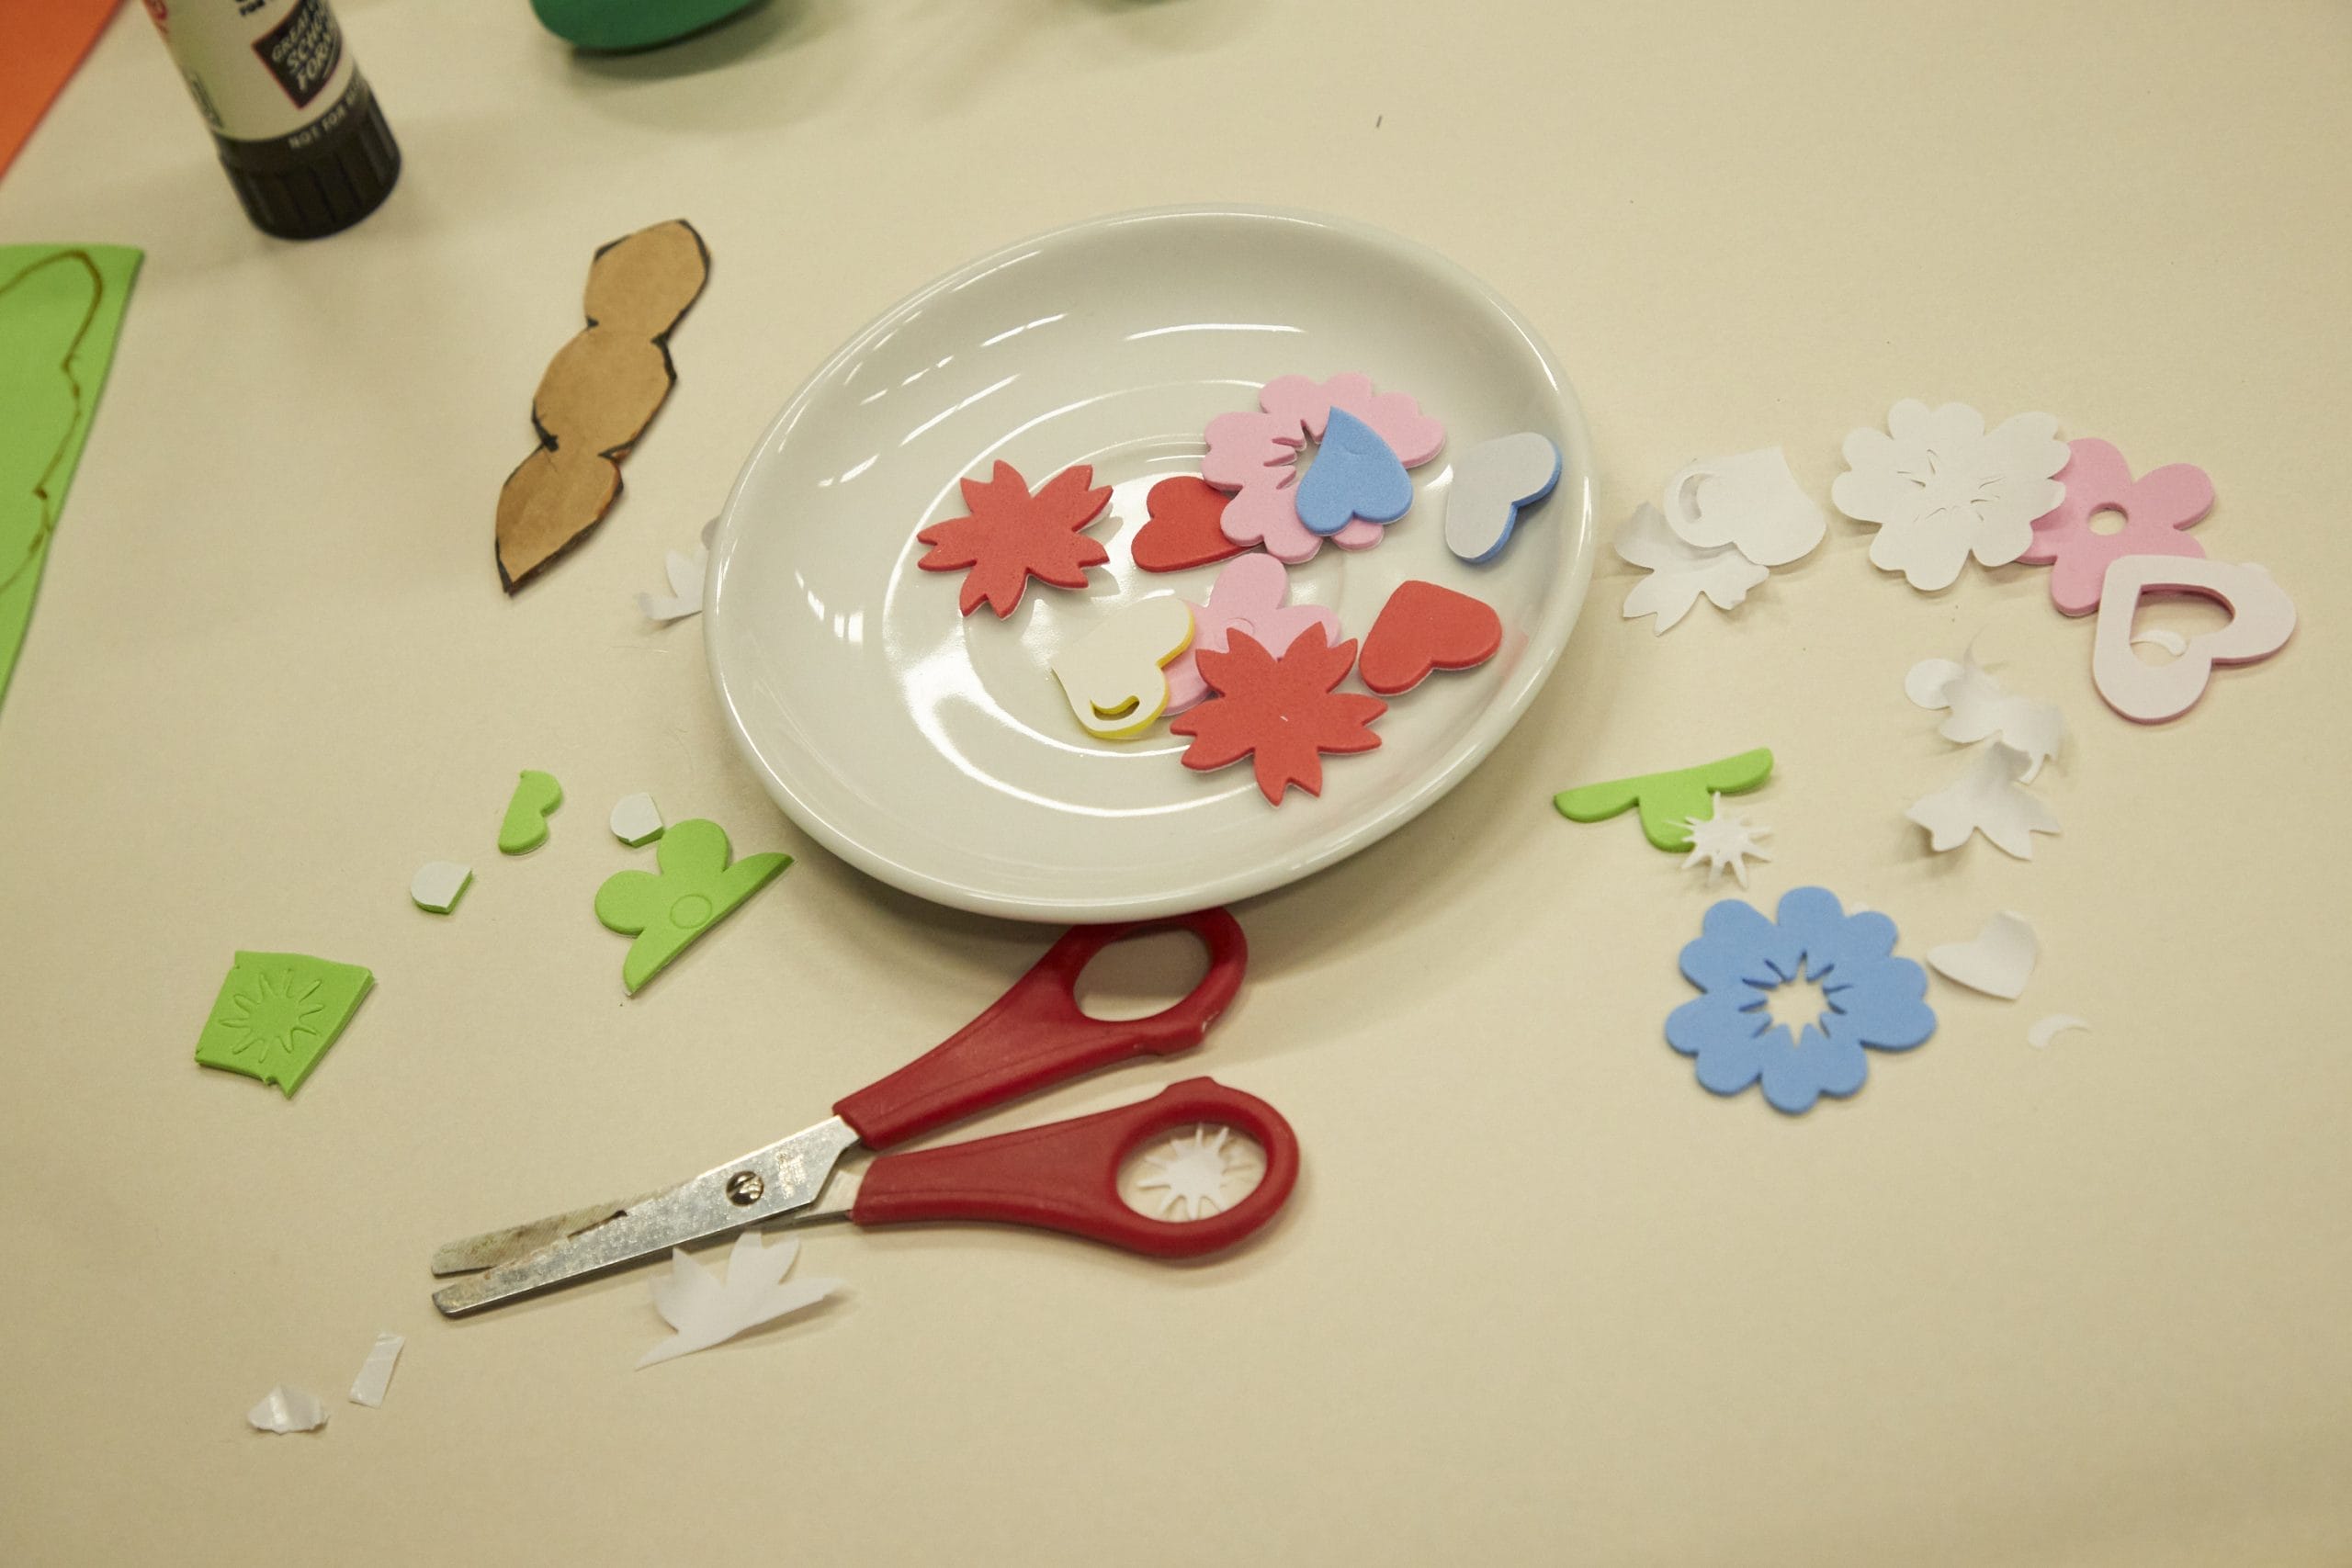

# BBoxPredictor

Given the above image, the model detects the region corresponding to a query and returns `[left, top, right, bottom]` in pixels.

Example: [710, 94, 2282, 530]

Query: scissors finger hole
[1117, 1122, 1266, 1222]
[1073, 927, 1210, 1021]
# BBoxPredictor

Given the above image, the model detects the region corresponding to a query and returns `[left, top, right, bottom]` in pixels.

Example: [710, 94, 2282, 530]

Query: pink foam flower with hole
[2018, 438, 2214, 615]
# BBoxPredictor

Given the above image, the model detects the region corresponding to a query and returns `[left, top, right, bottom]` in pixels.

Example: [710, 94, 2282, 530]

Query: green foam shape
[530, 0, 760, 51]
[193, 952, 375, 1098]
[498, 769, 564, 854]
[1, 245, 141, 716]
[594, 818, 790, 995]
[1553, 747, 1773, 852]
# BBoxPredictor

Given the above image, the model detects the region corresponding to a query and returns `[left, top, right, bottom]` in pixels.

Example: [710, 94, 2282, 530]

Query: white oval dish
[706, 206, 1595, 921]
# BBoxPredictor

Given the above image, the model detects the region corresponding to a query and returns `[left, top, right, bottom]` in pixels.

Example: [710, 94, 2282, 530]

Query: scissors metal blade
[429, 1193, 661, 1278]
[431, 1116, 861, 1317]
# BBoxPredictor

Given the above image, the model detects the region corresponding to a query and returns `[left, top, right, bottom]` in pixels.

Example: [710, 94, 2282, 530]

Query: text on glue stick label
[144, 0, 358, 145]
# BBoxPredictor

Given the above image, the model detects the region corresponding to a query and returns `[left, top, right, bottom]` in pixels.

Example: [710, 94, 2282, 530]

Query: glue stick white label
[142, 0, 359, 147]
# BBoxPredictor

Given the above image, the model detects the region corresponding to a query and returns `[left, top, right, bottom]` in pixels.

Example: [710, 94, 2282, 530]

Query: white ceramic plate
[707, 206, 1594, 921]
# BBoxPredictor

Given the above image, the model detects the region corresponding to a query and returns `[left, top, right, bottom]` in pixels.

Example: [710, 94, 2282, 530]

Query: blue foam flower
[1666, 886, 1935, 1114]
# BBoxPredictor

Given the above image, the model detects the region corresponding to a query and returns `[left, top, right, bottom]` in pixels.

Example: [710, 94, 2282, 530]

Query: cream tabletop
[2, 2, 2347, 1563]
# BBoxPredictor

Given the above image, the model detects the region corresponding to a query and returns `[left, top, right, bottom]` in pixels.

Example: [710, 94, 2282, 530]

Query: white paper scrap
[2027, 1013, 2090, 1048]
[1927, 912, 2039, 999]
[637, 1231, 842, 1370]
[247, 1385, 328, 1434]
[1905, 650, 2065, 780]
[610, 793, 664, 847]
[1679, 795, 1772, 888]
[2132, 627, 2188, 658]
[348, 1331, 404, 1408]
[1662, 446, 1826, 567]
[1615, 502, 1768, 633]
[410, 860, 471, 915]
[638, 543, 708, 623]
[1905, 742, 2061, 859]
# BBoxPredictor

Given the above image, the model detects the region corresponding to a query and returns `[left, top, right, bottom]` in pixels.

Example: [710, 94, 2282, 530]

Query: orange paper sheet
[0, 0, 121, 179]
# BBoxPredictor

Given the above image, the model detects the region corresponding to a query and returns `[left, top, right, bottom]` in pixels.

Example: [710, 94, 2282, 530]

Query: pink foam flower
[2019, 438, 2214, 615]
[1202, 374, 1445, 563]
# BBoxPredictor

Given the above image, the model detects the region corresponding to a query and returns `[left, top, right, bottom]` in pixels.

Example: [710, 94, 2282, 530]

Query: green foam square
[193, 952, 375, 1098]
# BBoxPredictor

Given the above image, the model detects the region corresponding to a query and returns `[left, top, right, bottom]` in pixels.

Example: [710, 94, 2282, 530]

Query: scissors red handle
[850, 1077, 1298, 1258]
[832, 908, 1247, 1149]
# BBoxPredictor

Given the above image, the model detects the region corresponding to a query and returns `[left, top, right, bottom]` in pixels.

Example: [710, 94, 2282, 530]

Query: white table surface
[2, 2, 2347, 1562]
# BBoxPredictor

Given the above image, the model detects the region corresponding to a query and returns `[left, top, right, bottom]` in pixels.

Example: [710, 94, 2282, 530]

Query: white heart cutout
[2092, 556, 2294, 723]
[1442, 432, 1561, 564]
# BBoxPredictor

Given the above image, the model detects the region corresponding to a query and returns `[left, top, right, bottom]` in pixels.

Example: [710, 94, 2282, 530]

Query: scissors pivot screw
[725, 1172, 764, 1205]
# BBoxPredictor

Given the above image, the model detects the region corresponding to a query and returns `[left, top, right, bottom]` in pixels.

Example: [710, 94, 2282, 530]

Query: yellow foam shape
[1051, 597, 1194, 739]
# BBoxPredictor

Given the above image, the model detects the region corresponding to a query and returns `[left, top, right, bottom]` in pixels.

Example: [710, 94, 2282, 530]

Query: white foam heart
[1442, 432, 1561, 563]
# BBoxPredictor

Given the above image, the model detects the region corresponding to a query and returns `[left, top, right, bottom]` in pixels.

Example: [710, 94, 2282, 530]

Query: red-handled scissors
[430, 908, 1295, 1315]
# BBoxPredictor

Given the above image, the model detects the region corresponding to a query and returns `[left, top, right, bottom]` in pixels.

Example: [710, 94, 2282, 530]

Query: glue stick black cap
[214, 73, 401, 241]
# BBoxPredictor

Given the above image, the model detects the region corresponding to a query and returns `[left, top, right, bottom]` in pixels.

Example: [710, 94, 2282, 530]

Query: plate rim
[706, 202, 1597, 922]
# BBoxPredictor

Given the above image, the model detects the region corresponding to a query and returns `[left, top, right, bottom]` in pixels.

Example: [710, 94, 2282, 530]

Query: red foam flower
[1170, 625, 1387, 804]
[916, 461, 1112, 617]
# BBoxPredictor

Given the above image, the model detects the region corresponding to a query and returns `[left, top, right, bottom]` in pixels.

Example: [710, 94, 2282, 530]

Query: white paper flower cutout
[1663, 446, 1825, 567]
[1615, 502, 1768, 633]
[1904, 649, 2065, 782]
[1833, 400, 2068, 591]
[1905, 741, 2061, 859]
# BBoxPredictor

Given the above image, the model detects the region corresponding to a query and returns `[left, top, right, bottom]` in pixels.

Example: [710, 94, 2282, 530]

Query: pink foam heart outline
[2091, 555, 2294, 723]
[1164, 554, 1340, 713]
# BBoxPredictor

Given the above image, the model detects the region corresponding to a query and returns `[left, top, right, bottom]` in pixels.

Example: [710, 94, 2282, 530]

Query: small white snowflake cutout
[1135, 1126, 1243, 1221]
[1680, 795, 1773, 887]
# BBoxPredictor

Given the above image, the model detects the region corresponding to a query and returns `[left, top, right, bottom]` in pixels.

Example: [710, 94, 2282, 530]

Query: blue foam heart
[1295, 407, 1413, 536]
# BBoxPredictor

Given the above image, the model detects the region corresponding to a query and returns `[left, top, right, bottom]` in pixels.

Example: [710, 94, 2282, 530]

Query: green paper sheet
[0, 244, 141, 716]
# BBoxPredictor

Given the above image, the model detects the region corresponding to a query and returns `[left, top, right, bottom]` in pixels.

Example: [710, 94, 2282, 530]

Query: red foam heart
[1357, 580, 1502, 694]
[1132, 476, 1248, 573]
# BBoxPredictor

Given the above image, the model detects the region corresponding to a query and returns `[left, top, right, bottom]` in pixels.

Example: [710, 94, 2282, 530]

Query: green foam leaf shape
[193, 952, 375, 1097]
[1553, 747, 1773, 851]
[594, 818, 789, 994]
[498, 769, 564, 854]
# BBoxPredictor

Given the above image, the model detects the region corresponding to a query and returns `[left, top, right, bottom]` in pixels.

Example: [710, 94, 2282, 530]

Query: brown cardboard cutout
[495, 219, 708, 592]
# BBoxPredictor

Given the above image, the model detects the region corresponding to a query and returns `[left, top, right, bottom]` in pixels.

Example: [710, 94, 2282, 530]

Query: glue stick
[140, 0, 401, 240]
